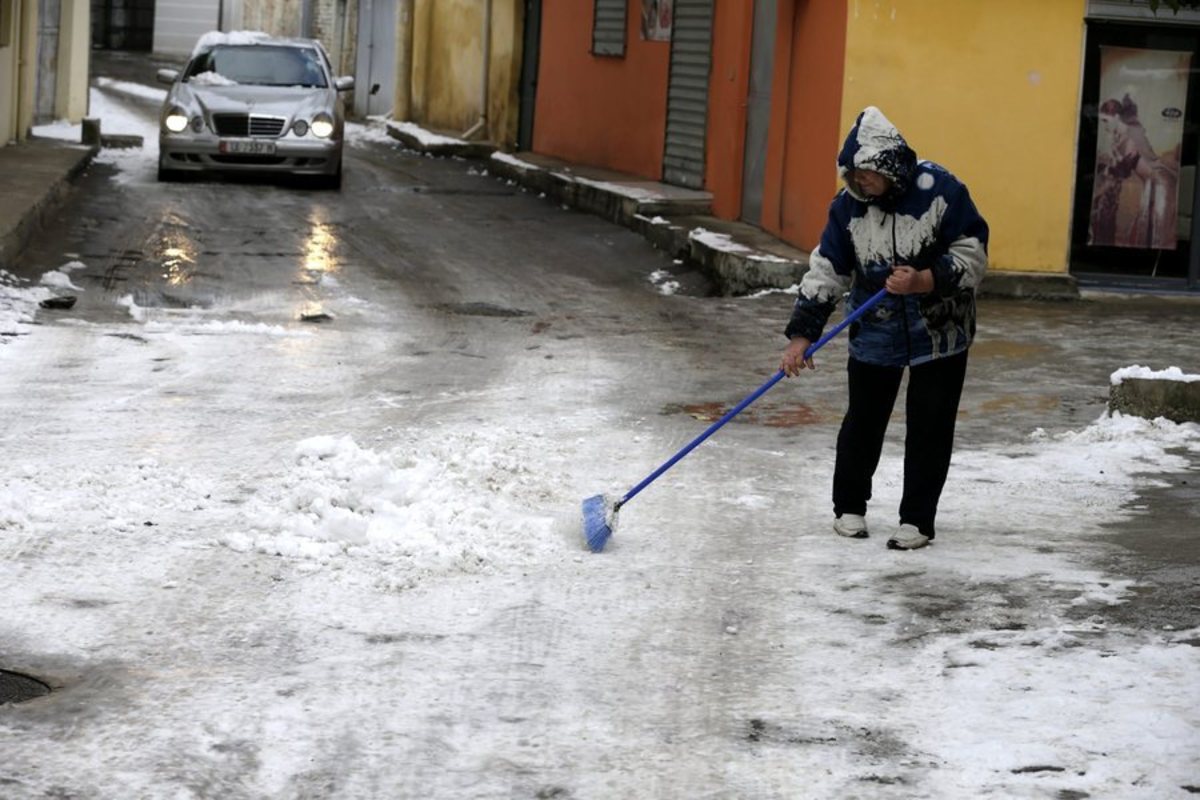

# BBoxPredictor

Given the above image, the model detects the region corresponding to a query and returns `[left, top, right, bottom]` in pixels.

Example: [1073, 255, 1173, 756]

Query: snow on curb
[1110, 364, 1200, 385]
[688, 227, 797, 264]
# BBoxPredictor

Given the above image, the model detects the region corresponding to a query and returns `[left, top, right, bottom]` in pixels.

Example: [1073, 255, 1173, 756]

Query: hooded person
[778, 106, 989, 550]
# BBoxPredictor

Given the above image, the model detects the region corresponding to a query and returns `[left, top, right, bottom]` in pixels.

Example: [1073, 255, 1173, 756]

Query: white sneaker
[833, 514, 869, 539]
[887, 523, 930, 550]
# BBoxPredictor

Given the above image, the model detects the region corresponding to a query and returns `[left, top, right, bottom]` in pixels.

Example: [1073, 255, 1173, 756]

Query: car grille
[211, 114, 287, 138]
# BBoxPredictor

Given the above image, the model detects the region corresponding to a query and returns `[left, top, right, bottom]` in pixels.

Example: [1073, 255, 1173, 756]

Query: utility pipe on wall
[17, 0, 38, 141]
[461, 0, 492, 141]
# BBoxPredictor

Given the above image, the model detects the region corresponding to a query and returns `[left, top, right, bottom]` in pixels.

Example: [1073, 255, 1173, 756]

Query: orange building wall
[704, 2, 756, 220]
[532, 2, 671, 179]
[761, 0, 847, 249]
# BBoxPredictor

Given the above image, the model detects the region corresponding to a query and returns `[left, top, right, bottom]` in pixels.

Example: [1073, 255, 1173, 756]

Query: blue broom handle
[618, 287, 890, 508]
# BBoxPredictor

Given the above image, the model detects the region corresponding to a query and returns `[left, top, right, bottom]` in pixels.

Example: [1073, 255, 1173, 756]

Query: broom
[582, 287, 889, 553]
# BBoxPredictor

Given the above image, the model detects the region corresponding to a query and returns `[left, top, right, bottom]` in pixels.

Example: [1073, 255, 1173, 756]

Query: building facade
[531, 0, 1200, 289]
[1, 0, 90, 145]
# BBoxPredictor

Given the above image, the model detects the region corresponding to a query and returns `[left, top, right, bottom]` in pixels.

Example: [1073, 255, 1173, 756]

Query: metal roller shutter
[663, 0, 714, 188]
[592, 0, 627, 57]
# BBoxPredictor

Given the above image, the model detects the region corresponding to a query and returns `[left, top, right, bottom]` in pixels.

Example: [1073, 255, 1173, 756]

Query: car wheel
[318, 161, 343, 191]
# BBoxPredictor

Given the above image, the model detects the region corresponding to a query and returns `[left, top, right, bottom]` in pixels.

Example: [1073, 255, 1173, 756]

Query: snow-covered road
[0, 87, 1197, 799]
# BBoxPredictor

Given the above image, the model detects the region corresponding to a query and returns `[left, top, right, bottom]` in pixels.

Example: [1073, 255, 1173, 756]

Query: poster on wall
[1088, 46, 1192, 250]
[640, 0, 673, 41]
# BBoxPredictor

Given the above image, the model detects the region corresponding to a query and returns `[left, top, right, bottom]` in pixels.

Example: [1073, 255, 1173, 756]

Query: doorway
[354, 0, 398, 118]
[1070, 19, 1200, 290]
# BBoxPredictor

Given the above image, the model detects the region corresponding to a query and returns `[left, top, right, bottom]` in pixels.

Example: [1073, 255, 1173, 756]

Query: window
[0, 0, 13, 49]
[592, 0, 627, 57]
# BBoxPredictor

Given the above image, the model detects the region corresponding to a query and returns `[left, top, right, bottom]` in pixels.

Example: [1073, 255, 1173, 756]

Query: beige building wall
[239, 0, 302, 37]
[236, 0, 356, 76]
[409, 0, 522, 146]
[0, 0, 21, 144]
[55, 0, 89, 122]
[310, 0, 356, 77]
[0, 0, 39, 145]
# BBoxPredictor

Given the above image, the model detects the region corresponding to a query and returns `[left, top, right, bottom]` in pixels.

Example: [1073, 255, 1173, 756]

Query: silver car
[156, 34, 354, 189]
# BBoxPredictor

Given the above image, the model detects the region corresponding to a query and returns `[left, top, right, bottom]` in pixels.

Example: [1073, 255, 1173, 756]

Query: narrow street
[0, 73, 1197, 799]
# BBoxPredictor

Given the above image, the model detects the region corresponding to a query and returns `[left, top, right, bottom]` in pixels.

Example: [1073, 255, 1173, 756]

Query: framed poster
[640, 0, 673, 42]
[1089, 46, 1192, 250]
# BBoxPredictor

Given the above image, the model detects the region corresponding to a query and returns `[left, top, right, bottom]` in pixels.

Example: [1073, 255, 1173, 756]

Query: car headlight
[164, 108, 190, 133]
[292, 120, 309, 137]
[311, 114, 334, 139]
[191, 116, 205, 133]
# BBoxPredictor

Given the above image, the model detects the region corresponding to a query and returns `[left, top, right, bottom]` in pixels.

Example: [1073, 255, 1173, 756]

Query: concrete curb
[488, 151, 805, 295]
[978, 270, 1080, 301]
[1109, 378, 1200, 423]
[0, 141, 98, 271]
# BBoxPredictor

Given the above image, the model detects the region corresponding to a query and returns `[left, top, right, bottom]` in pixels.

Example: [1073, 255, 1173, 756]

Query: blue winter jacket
[785, 106, 989, 367]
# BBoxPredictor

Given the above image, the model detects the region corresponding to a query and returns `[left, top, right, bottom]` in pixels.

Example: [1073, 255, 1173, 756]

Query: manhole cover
[0, 670, 51, 705]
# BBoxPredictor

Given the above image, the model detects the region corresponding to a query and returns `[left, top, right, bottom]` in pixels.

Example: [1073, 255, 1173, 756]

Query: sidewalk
[0, 138, 96, 272]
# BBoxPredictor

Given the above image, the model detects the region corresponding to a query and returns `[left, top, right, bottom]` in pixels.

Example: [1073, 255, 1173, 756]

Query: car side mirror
[156, 68, 179, 85]
[335, 76, 355, 92]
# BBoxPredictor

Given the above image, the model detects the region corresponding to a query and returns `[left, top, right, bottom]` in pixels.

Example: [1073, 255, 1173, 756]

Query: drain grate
[0, 670, 51, 705]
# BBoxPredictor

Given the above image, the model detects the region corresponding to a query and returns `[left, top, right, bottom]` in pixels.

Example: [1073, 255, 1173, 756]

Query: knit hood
[837, 106, 918, 203]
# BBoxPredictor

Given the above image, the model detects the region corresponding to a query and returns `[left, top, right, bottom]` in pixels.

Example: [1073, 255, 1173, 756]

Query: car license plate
[219, 139, 276, 155]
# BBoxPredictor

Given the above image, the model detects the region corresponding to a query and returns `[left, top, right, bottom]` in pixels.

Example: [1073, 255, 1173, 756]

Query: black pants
[832, 351, 969, 538]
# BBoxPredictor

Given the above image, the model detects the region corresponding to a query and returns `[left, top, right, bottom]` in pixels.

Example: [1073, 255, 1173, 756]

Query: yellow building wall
[56, 0, 90, 122]
[0, 0, 19, 144]
[410, 0, 522, 147]
[841, 0, 1086, 273]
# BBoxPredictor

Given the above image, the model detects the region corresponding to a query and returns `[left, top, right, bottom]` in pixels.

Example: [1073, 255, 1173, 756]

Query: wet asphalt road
[8, 102, 1199, 631]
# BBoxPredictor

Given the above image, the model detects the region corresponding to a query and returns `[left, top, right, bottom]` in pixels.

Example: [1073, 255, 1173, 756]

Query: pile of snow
[346, 118, 397, 148]
[192, 30, 273, 55]
[0, 267, 70, 337]
[189, 71, 239, 87]
[224, 430, 558, 584]
[1111, 364, 1200, 384]
[490, 151, 540, 172]
[649, 269, 681, 295]
[387, 121, 468, 148]
[116, 294, 309, 336]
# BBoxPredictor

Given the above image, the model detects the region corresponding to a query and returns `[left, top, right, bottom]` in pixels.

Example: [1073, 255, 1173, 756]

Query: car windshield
[184, 45, 327, 88]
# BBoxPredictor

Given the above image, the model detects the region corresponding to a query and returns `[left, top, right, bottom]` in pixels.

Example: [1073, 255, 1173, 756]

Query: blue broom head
[581, 493, 618, 553]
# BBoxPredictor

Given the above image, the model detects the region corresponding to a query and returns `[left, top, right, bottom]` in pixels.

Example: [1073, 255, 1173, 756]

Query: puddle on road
[976, 394, 1062, 414]
[665, 402, 826, 427]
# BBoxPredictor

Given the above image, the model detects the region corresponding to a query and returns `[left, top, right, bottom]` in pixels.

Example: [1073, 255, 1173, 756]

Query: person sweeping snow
[780, 106, 989, 550]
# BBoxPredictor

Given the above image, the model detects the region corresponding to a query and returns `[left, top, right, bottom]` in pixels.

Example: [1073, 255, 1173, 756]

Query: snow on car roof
[191, 30, 321, 56]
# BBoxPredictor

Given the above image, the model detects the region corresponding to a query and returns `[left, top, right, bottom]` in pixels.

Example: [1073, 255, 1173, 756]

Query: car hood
[172, 84, 337, 120]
